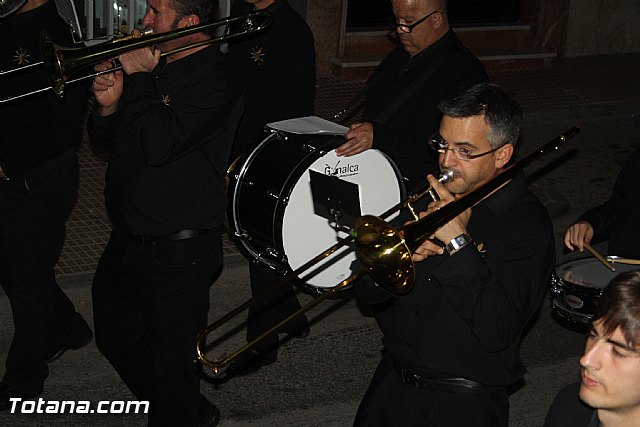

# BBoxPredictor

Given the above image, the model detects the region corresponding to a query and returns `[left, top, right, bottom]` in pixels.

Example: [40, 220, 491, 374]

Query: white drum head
[281, 149, 403, 288]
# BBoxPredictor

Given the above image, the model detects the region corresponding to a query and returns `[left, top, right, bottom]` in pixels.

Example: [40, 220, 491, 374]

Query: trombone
[196, 126, 581, 378]
[0, 10, 272, 104]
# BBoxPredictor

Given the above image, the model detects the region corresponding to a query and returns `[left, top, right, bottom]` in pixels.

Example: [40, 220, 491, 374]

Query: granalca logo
[324, 160, 359, 177]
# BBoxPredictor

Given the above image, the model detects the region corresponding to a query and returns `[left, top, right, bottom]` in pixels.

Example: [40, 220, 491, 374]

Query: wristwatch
[445, 234, 473, 255]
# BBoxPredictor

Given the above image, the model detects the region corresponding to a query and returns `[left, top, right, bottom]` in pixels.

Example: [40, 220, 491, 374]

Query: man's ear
[180, 14, 200, 27]
[494, 144, 513, 169]
[432, 11, 445, 29]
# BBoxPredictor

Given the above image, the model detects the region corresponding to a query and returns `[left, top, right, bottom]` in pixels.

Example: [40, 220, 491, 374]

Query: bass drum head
[280, 148, 404, 288]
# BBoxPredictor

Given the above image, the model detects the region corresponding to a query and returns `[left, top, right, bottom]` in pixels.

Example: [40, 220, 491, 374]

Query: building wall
[306, 0, 345, 76]
[565, 0, 640, 56]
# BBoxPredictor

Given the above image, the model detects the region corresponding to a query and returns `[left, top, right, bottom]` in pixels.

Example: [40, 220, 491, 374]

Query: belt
[392, 359, 503, 394]
[127, 228, 209, 244]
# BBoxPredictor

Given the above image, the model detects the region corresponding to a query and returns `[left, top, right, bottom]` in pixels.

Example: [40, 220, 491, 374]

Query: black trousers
[354, 355, 509, 427]
[246, 262, 309, 356]
[0, 150, 88, 393]
[92, 228, 222, 426]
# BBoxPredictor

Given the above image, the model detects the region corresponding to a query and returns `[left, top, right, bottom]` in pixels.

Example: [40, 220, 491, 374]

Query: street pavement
[1, 54, 640, 426]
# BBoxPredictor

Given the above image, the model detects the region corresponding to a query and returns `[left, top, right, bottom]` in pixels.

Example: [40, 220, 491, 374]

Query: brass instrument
[0, 10, 272, 104]
[0, 0, 25, 18]
[196, 126, 580, 377]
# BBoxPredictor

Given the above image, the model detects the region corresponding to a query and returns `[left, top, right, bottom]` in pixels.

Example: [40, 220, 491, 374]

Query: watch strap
[445, 234, 472, 255]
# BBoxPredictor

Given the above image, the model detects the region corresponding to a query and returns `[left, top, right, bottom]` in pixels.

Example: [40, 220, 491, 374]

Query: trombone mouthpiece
[425, 169, 454, 202]
[438, 169, 454, 184]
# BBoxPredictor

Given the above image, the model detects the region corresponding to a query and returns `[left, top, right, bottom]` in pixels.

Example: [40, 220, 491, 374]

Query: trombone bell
[354, 215, 415, 294]
[40, 32, 66, 98]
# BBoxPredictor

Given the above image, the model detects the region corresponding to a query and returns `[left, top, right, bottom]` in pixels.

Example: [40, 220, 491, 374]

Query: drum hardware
[0, 10, 272, 104]
[197, 125, 580, 377]
[234, 230, 249, 240]
[552, 256, 639, 324]
[267, 190, 280, 201]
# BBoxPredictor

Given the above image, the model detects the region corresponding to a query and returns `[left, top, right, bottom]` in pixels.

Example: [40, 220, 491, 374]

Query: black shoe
[198, 394, 220, 427]
[0, 382, 42, 411]
[288, 327, 310, 339]
[230, 349, 277, 377]
[44, 329, 93, 363]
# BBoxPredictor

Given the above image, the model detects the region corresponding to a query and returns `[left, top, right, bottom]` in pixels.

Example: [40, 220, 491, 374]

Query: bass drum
[551, 257, 638, 324]
[228, 130, 405, 289]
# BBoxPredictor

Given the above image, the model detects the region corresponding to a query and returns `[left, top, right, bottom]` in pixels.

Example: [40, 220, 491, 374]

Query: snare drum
[228, 129, 405, 289]
[551, 257, 639, 323]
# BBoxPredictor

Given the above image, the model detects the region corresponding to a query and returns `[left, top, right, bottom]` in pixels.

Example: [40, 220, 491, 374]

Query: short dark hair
[438, 82, 523, 148]
[595, 270, 640, 348]
[170, 0, 219, 25]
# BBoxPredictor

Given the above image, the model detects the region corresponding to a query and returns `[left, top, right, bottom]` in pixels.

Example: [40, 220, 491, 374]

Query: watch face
[447, 234, 471, 253]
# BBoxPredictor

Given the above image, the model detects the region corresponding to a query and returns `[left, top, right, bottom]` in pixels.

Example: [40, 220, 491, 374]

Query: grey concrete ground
[1, 55, 640, 426]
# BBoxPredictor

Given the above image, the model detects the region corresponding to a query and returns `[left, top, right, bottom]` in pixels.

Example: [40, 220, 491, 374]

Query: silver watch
[445, 234, 472, 254]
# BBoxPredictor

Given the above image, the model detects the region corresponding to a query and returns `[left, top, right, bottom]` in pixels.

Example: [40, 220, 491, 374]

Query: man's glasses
[428, 133, 506, 161]
[390, 11, 442, 34]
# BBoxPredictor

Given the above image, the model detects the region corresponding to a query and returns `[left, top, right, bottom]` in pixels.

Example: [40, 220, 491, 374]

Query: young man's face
[580, 320, 640, 416]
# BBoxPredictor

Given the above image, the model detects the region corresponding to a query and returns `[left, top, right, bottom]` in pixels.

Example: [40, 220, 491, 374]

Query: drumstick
[584, 243, 616, 272]
[606, 257, 640, 265]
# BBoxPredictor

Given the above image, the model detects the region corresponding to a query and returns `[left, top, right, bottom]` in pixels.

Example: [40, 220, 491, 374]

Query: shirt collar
[478, 171, 527, 218]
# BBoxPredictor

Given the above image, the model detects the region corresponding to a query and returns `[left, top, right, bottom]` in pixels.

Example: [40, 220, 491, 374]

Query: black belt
[392, 359, 504, 395]
[127, 228, 209, 244]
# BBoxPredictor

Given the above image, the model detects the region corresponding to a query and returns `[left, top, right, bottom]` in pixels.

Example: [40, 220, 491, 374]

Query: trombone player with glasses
[353, 83, 555, 427]
[88, 0, 240, 424]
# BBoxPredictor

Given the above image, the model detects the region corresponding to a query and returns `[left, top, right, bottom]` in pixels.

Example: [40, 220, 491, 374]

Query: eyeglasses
[428, 133, 506, 161]
[390, 11, 442, 34]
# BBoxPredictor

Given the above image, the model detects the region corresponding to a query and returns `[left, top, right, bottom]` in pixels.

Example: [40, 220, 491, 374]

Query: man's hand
[336, 122, 374, 157]
[564, 221, 594, 252]
[92, 60, 123, 116]
[411, 174, 471, 262]
[118, 44, 161, 75]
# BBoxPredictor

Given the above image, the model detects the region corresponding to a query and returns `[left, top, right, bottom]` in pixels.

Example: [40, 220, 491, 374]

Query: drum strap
[335, 44, 458, 125]
[587, 412, 600, 427]
[373, 48, 457, 125]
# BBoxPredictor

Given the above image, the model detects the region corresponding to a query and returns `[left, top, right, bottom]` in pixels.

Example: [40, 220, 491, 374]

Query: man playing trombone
[354, 83, 555, 426]
[89, 0, 239, 425]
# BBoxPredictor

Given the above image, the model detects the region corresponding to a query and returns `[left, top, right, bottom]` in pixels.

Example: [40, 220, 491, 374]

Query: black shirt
[544, 383, 599, 427]
[228, 0, 315, 158]
[363, 29, 488, 190]
[0, 1, 86, 178]
[357, 173, 555, 386]
[577, 148, 640, 258]
[88, 45, 235, 236]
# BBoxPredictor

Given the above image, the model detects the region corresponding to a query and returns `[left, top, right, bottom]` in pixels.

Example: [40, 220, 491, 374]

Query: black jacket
[363, 29, 488, 189]
[577, 148, 640, 258]
[0, 1, 86, 178]
[88, 46, 235, 235]
[228, 0, 315, 159]
[357, 174, 555, 386]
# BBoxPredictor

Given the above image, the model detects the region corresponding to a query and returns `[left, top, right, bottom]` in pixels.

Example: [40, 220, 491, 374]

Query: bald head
[391, 0, 449, 56]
